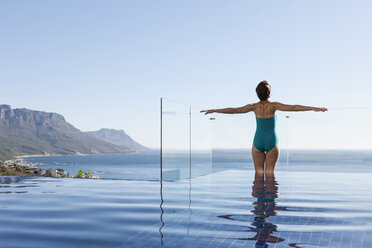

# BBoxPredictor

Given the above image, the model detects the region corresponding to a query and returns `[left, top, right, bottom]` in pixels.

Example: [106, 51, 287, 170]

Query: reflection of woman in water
[201, 81, 327, 175]
[219, 174, 286, 247]
[250, 174, 284, 247]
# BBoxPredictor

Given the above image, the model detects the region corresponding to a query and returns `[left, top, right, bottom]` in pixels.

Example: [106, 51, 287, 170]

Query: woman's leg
[265, 145, 279, 176]
[252, 145, 265, 175]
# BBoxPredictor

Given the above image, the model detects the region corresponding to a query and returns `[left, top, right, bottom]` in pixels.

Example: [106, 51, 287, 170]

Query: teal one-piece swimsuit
[253, 115, 278, 152]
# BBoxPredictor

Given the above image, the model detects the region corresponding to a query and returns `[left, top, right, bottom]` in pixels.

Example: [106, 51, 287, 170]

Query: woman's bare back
[253, 101, 276, 119]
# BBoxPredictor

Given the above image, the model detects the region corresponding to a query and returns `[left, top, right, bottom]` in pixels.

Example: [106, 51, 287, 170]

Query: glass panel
[209, 113, 253, 172]
[208, 109, 372, 173]
[160, 98, 213, 244]
[190, 106, 213, 177]
[161, 98, 212, 181]
[285, 109, 372, 172]
[161, 98, 189, 181]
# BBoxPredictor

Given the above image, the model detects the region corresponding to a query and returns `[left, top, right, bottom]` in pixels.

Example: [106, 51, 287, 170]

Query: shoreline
[14, 151, 139, 159]
[15, 153, 91, 159]
[0, 159, 98, 178]
[1, 159, 67, 177]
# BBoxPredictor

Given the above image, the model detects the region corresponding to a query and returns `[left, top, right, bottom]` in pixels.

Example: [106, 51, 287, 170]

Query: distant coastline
[14, 151, 142, 159]
[0, 105, 145, 160]
[15, 153, 87, 159]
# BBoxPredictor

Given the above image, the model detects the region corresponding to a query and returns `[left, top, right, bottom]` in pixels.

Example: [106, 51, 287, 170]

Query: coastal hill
[0, 105, 134, 160]
[85, 128, 149, 151]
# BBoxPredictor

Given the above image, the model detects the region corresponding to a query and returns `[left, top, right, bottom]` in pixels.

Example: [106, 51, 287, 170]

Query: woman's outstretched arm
[200, 104, 255, 115]
[273, 102, 327, 112]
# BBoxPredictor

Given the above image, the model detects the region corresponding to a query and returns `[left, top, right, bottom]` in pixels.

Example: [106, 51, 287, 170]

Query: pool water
[1, 169, 371, 248]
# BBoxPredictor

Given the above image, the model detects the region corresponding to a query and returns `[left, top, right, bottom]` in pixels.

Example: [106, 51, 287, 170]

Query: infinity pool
[1, 169, 371, 248]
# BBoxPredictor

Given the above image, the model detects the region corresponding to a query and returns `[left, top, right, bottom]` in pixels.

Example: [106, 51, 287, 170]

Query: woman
[200, 80, 327, 175]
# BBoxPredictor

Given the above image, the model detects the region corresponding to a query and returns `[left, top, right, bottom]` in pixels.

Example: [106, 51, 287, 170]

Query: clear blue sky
[1, 0, 372, 149]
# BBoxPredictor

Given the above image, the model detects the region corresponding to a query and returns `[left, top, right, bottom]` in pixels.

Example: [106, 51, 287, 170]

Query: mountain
[85, 128, 149, 151]
[0, 105, 134, 160]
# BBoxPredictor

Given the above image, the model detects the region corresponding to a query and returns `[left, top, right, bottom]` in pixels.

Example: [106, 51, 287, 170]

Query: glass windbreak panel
[190, 107, 212, 178]
[161, 99, 212, 181]
[160, 99, 213, 245]
[161, 98, 189, 181]
[276, 111, 292, 170]
[284, 109, 372, 173]
[209, 113, 254, 172]
[208, 109, 372, 174]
